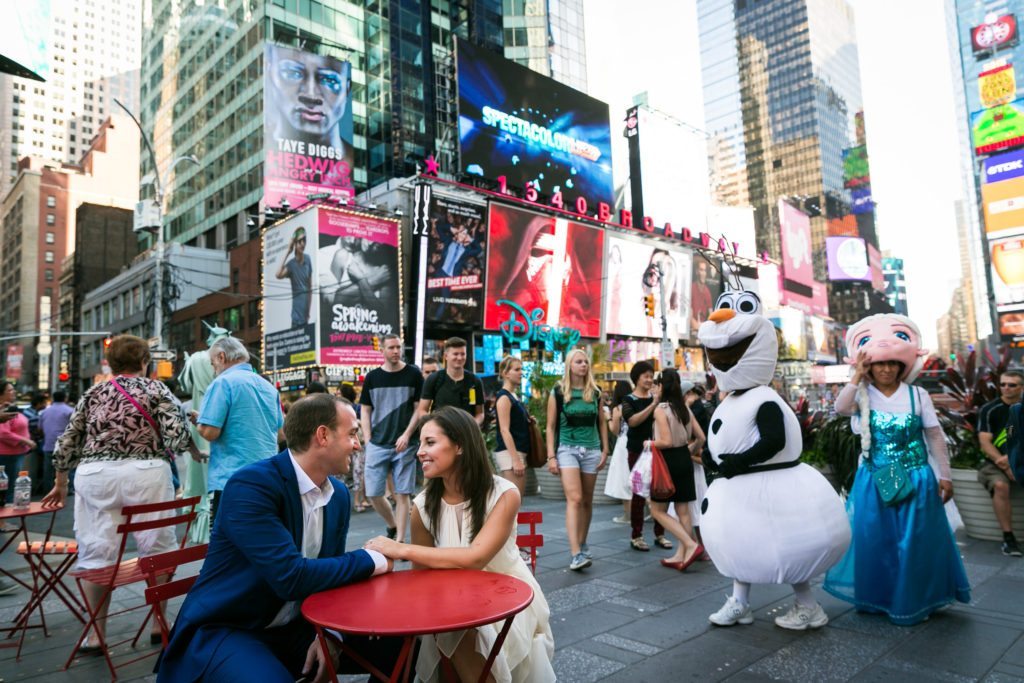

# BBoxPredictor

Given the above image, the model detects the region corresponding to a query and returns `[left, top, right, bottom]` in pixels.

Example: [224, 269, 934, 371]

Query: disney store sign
[497, 299, 581, 350]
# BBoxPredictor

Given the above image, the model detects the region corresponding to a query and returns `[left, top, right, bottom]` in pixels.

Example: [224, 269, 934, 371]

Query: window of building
[224, 306, 242, 332]
[46, 232, 55, 244]
[44, 287, 52, 298]
[45, 251, 54, 263]
[46, 196, 56, 208]
[46, 214, 55, 225]
[45, 269, 54, 281]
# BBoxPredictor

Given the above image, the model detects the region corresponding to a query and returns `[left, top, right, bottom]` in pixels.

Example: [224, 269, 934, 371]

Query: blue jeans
[0, 453, 28, 505]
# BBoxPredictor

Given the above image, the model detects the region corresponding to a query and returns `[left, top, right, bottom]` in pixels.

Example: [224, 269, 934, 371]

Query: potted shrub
[937, 347, 1024, 540]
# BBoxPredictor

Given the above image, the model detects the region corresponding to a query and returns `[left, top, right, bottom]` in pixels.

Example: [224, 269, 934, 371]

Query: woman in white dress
[365, 406, 555, 683]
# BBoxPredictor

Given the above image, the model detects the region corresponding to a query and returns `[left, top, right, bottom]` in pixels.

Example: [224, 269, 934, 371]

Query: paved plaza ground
[2, 493, 1024, 682]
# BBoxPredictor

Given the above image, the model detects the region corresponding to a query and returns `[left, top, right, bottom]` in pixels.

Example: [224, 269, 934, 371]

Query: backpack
[1009, 403, 1024, 486]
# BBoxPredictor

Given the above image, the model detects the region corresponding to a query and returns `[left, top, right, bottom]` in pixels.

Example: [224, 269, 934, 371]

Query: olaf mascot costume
[698, 290, 850, 630]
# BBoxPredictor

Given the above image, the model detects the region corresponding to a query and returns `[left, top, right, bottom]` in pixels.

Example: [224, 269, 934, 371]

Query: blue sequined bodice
[868, 387, 928, 471]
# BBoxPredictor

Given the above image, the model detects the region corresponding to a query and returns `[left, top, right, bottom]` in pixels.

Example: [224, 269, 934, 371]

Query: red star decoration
[423, 154, 440, 176]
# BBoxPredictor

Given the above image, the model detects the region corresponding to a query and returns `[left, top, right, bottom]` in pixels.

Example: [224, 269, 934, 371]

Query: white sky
[583, 0, 964, 349]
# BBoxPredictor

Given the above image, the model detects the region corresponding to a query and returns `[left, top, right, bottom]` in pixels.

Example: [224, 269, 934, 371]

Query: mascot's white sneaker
[709, 596, 753, 626]
[774, 602, 828, 630]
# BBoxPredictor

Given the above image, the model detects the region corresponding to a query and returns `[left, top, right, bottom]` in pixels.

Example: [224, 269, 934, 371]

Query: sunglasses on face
[1001, 382, 1022, 388]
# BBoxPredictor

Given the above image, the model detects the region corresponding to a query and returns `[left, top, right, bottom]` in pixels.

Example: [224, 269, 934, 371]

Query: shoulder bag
[110, 378, 173, 460]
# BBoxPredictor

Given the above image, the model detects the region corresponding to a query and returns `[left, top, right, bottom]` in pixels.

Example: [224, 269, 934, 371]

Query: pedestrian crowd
[1, 295, 1019, 681]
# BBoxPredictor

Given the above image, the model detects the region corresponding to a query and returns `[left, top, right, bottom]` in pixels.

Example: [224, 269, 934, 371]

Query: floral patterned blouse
[53, 376, 191, 472]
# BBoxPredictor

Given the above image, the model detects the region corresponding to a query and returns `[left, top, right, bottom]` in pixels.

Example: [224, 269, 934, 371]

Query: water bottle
[13, 470, 30, 510]
[0, 466, 7, 506]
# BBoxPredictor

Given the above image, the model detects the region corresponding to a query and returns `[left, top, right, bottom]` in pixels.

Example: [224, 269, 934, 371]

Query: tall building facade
[952, 0, 1024, 347]
[0, 115, 139, 390]
[141, 0, 585, 249]
[882, 255, 908, 316]
[698, 0, 876, 318]
[0, 0, 141, 195]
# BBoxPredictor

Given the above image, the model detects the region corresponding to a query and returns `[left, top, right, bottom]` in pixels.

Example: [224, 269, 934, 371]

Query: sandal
[654, 536, 673, 550]
[630, 537, 650, 552]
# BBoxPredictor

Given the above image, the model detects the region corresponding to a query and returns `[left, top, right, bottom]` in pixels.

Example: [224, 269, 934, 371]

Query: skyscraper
[698, 0, 873, 313]
[951, 0, 1024, 347]
[140, 0, 585, 249]
[0, 0, 141, 195]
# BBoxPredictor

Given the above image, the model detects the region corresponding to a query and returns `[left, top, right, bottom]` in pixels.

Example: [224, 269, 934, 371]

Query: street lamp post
[114, 98, 200, 348]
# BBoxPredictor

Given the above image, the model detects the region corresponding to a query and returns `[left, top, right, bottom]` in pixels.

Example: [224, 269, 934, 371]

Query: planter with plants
[937, 347, 1024, 540]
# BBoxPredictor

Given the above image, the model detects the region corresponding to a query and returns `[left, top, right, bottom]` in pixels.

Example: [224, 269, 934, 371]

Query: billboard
[983, 148, 1024, 184]
[690, 254, 724, 339]
[4, 344, 23, 381]
[842, 146, 870, 188]
[868, 243, 885, 292]
[483, 204, 604, 338]
[999, 311, 1024, 341]
[991, 235, 1024, 308]
[263, 44, 355, 209]
[604, 234, 693, 341]
[827, 214, 858, 237]
[826, 236, 871, 282]
[778, 200, 814, 290]
[982, 175, 1024, 238]
[317, 209, 400, 365]
[972, 15, 1019, 55]
[456, 38, 613, 200]
[851, 188, 874, 215]
[707, 205, 757, 260]
[424, 195, 487, 325]
[979, 63, 1016, 108]
[971, 98, 1024, 155]
[263, 213, 318, 369]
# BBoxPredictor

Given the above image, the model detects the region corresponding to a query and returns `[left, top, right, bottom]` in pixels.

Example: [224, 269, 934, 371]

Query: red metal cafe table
[0, 503, 84, 657]
[302, 569, 534, 683]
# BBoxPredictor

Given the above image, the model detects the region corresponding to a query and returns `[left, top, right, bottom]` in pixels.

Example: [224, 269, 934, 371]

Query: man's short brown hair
[444, 337, 467, 351]
[106, 335, 150, 375]
[285, 394, 354, 452]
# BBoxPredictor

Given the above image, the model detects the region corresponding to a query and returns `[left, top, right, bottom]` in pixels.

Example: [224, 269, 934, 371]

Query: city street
[2, 492, 1023, 683]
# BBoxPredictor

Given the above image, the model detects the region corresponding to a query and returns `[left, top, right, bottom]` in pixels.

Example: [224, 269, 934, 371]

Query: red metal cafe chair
[63, 496, 200, 680]
[515, 511, 543, 574]
[138, 543, 209, 648]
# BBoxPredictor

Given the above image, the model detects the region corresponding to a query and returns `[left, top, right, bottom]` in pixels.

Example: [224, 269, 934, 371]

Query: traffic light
[643, 294, 656, 317]
[372, 336, 380, 351]
[58, 371, 69, 383]
[103, 337, 113, 349]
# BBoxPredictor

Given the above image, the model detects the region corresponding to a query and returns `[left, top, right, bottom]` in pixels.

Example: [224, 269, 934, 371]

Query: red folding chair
[63, 495, 199, 680]
[516, 511, 543, 574]
[138, 543, 208, 649]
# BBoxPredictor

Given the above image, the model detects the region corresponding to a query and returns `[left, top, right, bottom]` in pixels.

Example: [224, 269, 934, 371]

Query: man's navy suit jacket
[157, 449, 375, 682]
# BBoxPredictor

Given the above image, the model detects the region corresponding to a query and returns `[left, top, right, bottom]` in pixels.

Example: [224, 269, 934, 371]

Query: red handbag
[650, 445, 675, 499]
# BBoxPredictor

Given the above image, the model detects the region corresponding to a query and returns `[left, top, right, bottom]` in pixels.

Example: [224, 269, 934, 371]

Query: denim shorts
[555, 444, 602, 474]
[364, 443, 418, 496]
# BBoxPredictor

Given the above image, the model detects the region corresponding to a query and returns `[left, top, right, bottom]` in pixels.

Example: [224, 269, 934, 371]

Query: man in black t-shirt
[415, 337, 484, 427]
[978, 370, 1024, 557]
[360, 334, 423, 543]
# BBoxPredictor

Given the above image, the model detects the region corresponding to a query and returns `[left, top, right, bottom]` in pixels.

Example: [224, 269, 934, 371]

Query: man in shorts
[360, 335, 423, 542]
[978, 370, 1023, 557]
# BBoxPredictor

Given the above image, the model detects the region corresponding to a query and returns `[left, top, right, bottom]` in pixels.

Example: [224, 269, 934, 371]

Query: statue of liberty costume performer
[825, 314, 970, 625]
[177, 323, 232, 543]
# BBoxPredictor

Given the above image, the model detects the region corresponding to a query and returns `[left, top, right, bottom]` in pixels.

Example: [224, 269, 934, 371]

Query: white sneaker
[709, 596, 753, 626]
[774, 602, 829, 630]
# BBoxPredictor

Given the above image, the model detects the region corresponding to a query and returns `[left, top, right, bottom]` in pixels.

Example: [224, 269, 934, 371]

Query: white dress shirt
[267, 452, 388, 628]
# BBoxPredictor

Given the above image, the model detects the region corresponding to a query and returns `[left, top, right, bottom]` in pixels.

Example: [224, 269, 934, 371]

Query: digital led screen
[984, 148, 1024, 184]
[971, 98, 1024, 155]
[842, 146, 870, 188]
[826, 236, 871, 282]
[456, 38, 613, 201]
[605, 234, 693, 341]
[982, 175, 1024, 238]
[483, 204, 604, 338]
[972, 15, 1019, 55]
[979, 63, 1016, 108]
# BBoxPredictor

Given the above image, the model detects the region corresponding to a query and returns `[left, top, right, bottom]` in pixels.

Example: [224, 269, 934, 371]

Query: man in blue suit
[157, 394, 400, 682]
